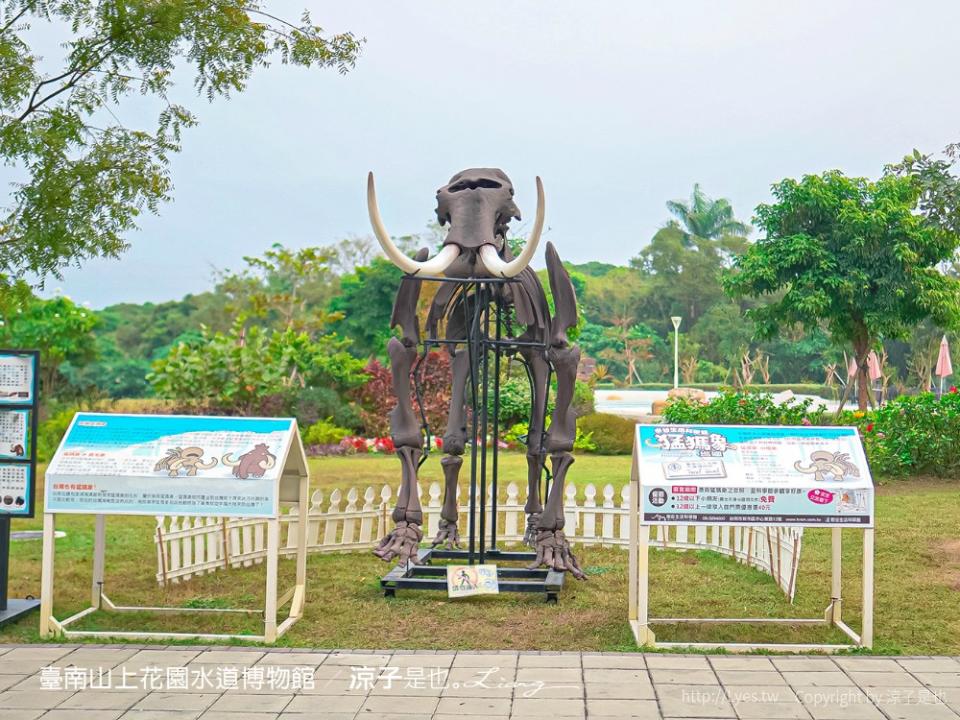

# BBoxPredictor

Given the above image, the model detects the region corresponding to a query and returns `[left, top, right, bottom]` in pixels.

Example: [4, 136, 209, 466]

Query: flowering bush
[664, 389, 960, 478]
[854, 390, 960, 477]
[334, 435, 444, 455]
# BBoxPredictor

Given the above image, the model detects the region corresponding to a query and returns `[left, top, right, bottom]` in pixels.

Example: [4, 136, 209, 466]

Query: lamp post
[671, 316, 682, 389]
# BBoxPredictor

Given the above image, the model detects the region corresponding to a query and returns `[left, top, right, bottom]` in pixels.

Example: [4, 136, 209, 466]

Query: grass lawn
[0, 455, 956, 654]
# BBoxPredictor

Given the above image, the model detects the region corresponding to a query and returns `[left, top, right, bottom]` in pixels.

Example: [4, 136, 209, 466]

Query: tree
[217, 243, 341, 335]
[0, 293, 98, 397]
[632, 225, 732, 326]
[328, 257, 403, 358]
[148, 319, 366, 416]
[666, 183, 751, 245]
[0, 2, 361, 291]
[724, 169, 960, 410]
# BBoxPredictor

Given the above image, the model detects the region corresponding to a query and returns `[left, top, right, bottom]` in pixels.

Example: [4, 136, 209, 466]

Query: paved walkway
[0, 645, 958, 719]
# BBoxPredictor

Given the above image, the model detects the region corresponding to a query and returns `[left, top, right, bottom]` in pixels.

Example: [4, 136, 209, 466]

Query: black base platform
[0, 598, 40, 627]
[381, 547, 565, 603]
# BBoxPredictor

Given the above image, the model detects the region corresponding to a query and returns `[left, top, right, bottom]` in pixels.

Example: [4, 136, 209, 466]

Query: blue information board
[46, 413, 302, 517]
[635, 424, 874, 527]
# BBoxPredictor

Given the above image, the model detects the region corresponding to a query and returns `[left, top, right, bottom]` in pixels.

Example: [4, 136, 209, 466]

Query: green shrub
[576, 413, 635, 454]
[495, 376, 593, 427]
[663, 391, 829, 426]
[662, 389, 960, 478]
[38, 407, 79, 462]
[502, 420, 598, 453]
[693, 360, 730, 383]
[858, 391, 960, 477]
[302, 418, 353, 446]
[573, 379, 595, 417]
[497, 376, 536, 427]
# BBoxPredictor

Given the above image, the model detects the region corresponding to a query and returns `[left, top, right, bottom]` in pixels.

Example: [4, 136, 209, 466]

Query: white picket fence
[154, 482, 804, 600]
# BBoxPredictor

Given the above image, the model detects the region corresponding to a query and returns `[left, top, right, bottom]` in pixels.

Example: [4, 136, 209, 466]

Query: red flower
[865, 422, 874, 432]
[950, 386, 958, 394]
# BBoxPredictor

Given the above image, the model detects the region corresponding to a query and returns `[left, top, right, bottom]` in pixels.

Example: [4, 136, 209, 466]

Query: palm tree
[666, 184, 750, 245]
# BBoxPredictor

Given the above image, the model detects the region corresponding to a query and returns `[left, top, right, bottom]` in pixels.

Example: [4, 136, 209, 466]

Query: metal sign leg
[862, 528, 874, 648]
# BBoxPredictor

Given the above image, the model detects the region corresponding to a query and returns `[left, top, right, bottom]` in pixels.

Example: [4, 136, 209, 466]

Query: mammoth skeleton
[368, 168, 585, 579]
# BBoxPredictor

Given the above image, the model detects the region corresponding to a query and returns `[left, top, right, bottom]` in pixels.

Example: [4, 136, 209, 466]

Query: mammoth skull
[367, 168, 544, 278]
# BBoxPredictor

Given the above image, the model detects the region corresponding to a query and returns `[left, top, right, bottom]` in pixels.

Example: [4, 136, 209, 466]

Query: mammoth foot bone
[527, 529, 586, 580]
[431, 518, 461, 550]
[373, 521, 423, 565]
[523, 513, 541, 547]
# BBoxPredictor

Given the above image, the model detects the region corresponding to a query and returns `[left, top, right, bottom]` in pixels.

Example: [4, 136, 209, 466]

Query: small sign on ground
[446, 564, 499, 598]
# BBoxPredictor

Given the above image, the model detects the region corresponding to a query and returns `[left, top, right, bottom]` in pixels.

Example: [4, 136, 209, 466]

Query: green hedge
[576, 413, 635, 455]
[664, 390, 960, 478]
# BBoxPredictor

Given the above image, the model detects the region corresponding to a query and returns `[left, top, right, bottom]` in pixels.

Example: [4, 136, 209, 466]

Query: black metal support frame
[381, 276, 564, 602]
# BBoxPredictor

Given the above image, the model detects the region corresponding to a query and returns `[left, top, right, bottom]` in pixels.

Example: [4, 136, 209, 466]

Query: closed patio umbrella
[867, 351, 882, 381]
[935, 335, 953, 397]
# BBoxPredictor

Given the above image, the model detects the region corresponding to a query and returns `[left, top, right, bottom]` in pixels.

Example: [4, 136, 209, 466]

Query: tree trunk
[852, 324, 871, 412]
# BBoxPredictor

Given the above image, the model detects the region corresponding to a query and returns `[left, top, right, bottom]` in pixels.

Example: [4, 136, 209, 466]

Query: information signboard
[0, 354, 36, 405]
[46, 413, 298, 518]
[635, 424, 873, 527]
[41, 412, 311, 643]
[0, 349, 39, 626]
[0, 350, 38, 519]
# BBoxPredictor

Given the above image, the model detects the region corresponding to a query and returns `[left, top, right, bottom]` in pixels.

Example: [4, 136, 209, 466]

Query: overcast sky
[43, 1, 960, 307]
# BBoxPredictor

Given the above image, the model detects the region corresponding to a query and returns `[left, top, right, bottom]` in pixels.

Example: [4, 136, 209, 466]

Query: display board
[0, 350, 38, 518]
[46, 413, 299, 517]
[629, 422, 875, 652]
[41, 412, 311, 643]
[635, 424, 873, 527]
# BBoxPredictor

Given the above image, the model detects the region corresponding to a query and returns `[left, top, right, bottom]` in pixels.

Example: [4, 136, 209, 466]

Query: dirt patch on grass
[932, 539, 960, 591]
[875, 477, 958, 494]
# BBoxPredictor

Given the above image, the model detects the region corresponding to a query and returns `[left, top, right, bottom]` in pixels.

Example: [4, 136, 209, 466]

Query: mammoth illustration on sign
[154, 447, 218, 477]
[366, 168, 585, 579]
[794, 450, 860, 482]
[222, 444, 277, 479]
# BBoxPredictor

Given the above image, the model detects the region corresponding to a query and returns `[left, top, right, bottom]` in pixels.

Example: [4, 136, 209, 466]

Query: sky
[39, 1, 960, 307]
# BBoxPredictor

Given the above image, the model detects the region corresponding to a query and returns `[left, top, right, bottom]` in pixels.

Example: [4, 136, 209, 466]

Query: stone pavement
[0, 644, 958, 720]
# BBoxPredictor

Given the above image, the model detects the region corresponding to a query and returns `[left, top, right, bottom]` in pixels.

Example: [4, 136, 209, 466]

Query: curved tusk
[368, 172, 461, 276]
[477, 176, 545, 278]
[221, 453, 239, 467]
[259, 454, 276, 471]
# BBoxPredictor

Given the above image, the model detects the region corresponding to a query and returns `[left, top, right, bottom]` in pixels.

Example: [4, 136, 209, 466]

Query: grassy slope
[0, 455, 956, 653]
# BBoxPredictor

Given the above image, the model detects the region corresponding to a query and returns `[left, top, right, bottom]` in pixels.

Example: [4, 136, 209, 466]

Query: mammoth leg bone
[432, 349, 469, 549]
[528, 344, 586, 580]
[433, 456, 463, 549]
[374, 446, 424, 564]
[519, 346, 550, 545]
[373, 337, 425, 565]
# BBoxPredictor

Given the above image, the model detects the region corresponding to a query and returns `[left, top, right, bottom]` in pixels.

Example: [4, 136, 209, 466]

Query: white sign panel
[446, 564, 500, 598]
[635, 424, 874, 527]
[46, 413, 300, 517]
